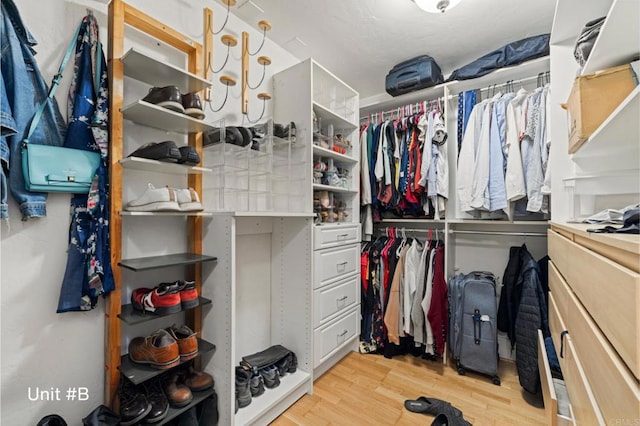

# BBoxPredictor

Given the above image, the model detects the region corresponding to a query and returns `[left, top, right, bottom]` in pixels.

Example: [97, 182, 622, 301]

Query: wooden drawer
[314, 224, 360, 250]
[548, 261, 570, 327]
[549, 294, 604, 425]
[313, 244, 360, 289]
[548, 230, 640, 379]
[538, 330, 573, 426]
[313, 274, 359, 327]
[564, 275, 640, 424]
[314, 306, 359, 366]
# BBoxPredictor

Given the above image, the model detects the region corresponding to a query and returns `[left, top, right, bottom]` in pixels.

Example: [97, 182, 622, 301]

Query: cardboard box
[564, 64, 637, 154]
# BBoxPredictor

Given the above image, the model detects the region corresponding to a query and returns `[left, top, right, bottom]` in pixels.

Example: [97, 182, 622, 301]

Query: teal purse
[21, 23, 101, 194]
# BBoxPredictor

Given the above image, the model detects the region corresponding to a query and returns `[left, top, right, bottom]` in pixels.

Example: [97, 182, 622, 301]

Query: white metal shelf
[312, 145, 358, 164]
[234, 371, 311, 426]
[208, 211, 314, 218]
[312, 183, 358, 194]
[447, 220, 550, 226]
[121, 48, 212, 93]
[313, 101, 358, 130]
[572, 86, 639, 172]
[581, 0, 639, 75]
[120, 156, 212, 174]
[563, 170, 640, 195]
[119, 211, 213, 217]
[121, 100, 216, 134]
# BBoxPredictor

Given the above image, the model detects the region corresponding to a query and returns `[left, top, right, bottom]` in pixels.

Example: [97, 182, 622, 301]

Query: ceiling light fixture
[413, 0, 462, 13]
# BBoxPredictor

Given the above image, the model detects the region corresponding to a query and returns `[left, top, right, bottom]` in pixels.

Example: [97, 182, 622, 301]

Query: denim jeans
[0, 0, 66, 220]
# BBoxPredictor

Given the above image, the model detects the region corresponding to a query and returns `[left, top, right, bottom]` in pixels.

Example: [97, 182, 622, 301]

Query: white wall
[0, 1, 298, 424]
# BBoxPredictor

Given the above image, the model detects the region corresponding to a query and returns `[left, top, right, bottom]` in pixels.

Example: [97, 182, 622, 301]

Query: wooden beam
[123, 2, 197, 54]
[106, 0, 125, 408]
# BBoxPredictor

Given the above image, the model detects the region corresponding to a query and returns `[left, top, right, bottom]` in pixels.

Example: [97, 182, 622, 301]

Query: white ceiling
[227, 0, 556, 100]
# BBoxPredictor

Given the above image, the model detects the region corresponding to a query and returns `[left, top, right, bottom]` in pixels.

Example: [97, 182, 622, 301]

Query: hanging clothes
[57, 14, 113, 312]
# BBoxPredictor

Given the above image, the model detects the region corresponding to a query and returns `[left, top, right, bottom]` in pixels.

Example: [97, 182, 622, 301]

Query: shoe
[177, 146, 200, 165]
[235, 366, 252, 408]
[287, 352, 297, 373]
[175, 188, 203, 212]
[259, 365, 280, 389]
[126, 184, 180, 212]
[163, 371, 193, 408]
[118, 377, 152, 426]
[143, 377, 169, 424]
[183, 365, 214, 391]
[275, 354, 291, 377]
[129, 329, 180, 370]
[142, 86, 184, 113]
[181, 92, 205, 120]
[129, 141, 182, 162]
[249, 373, 265, 397]
[177, 280, 199, 309]
[431, 413, 472, 426]
[167, 324, 198, 361]
[404, 397, 467, 422]
[131, 282, 182, 316]
[204, 126, 243, 147]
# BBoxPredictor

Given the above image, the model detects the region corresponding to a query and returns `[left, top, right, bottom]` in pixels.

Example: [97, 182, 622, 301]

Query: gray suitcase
[449, 271, 501, 385]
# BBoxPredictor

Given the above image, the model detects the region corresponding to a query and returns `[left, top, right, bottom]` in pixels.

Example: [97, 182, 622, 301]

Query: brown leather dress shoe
[183, 365, 214, 391]
[167, 324, 198, 361]
[129, 329, 180, 369]
[163, 371, 193, 408]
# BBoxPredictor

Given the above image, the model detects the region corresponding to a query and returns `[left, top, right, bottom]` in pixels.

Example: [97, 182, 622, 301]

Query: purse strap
[23, 22, 82, 145]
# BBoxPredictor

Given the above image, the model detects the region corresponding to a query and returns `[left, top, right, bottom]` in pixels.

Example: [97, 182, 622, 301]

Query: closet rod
[377, 227, 445, 234]
[447, 73, 547, 100]
[360, 98, 444, 122]
[448, 230, 547, 237]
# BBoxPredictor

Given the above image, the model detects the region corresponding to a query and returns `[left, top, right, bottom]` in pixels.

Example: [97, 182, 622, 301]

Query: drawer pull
[560, 330, 569, 359]
[336, 296, 348, 302]
[337, 233, 349, 240]
[337, 329, 348, 338]
[336, 261, 348, 271]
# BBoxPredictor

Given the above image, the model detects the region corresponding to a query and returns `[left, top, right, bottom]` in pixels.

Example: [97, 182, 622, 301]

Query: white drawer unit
[313, 244, 360, 289]
[314, 306, 359, 366]
[313, 273, 359, 327]
[313, 224, 361, 250]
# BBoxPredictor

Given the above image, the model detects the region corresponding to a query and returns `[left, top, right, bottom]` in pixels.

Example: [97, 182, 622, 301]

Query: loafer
[126, 184, 180, 212]
[167, 324, 198, 361]
[129, 141, 182, 163]
[175, 188, 203, 212]
[129, 329, 180, 369]
[181, 92, 205, 120]
[142, 86, 184, 113]
[177, 146, 200, 165]
[183, 365, 214, 391]
[164, 371, 193, 408]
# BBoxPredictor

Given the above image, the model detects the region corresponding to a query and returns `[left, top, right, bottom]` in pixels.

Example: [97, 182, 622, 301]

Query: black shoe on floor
[142, 86, 184, 113]
[129, 141, 182, 163]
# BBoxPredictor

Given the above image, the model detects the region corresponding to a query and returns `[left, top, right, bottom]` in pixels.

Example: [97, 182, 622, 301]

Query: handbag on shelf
[21, 23, 101, 194]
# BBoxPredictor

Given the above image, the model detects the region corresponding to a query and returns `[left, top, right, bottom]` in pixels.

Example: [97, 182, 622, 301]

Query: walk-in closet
[1, 0, 638, 425]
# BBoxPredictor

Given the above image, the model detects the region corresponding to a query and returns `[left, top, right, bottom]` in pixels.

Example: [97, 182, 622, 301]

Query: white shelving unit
[274, 59, 362, 380]
[122, 100, 216, 133]
[202, 215, 313, 426]
[120, 156, 212, 174]
[551, 0, 640, 220]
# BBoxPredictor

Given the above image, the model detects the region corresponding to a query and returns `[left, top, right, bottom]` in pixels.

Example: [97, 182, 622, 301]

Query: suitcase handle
[473, 309, 482, 345]
[397, 76, 420, 89]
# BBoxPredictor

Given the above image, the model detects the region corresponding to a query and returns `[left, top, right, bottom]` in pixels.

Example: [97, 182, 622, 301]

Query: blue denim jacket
[1, 0, 66, 220]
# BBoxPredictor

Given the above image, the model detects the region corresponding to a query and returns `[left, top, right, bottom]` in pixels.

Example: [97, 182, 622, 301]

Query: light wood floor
[272, 352, 546, 425]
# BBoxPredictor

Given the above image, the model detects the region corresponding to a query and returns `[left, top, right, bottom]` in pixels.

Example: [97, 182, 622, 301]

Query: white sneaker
[175, 188, 203, 212]
[126, 184, 180, 212]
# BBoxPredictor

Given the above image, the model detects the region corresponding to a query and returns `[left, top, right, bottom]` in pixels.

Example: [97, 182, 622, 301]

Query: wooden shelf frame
[107, 0, 205, 406]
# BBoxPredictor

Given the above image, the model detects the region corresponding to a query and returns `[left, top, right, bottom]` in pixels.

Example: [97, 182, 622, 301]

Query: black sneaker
[143, 377, 169, 424]
[118, 377, 151, 426]
[259, 365, 280, 389]
[142, 86, 184, 113]
[177, 146, 200, 165]
[235, 366, 252, 408]
[129, 141, 182, 163]
[249, 373, 265, 397]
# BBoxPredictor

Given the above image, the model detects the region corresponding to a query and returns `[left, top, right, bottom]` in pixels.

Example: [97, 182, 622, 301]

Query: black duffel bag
[385, 55, 444, 97]
[448, 34, 550, 81]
